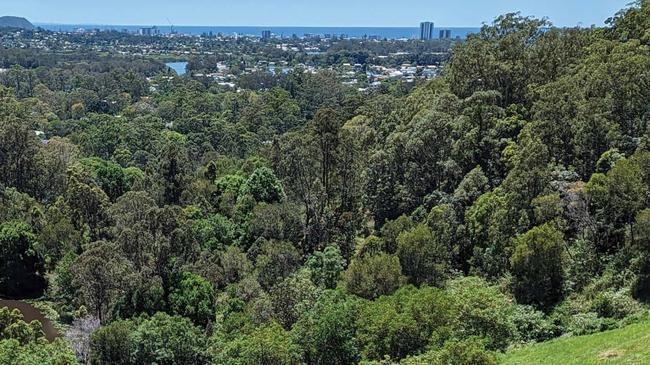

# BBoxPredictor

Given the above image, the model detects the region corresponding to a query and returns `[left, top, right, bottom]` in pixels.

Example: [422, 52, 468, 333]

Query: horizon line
[33, 21, 482, 29]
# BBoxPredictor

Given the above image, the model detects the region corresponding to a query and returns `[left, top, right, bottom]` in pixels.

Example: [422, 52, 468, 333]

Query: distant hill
[0, 16, 35, 30]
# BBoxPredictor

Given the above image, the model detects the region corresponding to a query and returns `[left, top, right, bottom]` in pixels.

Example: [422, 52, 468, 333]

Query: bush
[0, 338, 78, 365]
[292, 290, 362, 365]
[396, 224, 450, 286]
[511, 305, 557, 343]
[380, 215, 414, 253]
[269, 270, 320, 328]
[169, 272, 215, 326]
[356, 286, 454, 361]
[590, 290, 641, 320]
[435, 338, 496, 365]
[256, 240, 301, 290]
[90, 313, 208, 365]
[240, 167, 285, 204]
[212, 321, 302, 365]
[559, 311, 605, 336]
[446, 277, 517, 350]
[396, 338, 496, 365]
[633, 253, 650, 302]
[344, 253, 405, 300]
[0, 307, 45, 345]
[511, 223, 565, 311]
[306, 245, 346, 289]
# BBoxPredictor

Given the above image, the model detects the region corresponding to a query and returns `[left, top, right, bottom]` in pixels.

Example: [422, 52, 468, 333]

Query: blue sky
[2, 0, 632, 27]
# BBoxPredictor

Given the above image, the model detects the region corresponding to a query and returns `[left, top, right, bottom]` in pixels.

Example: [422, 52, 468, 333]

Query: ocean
[35, 24, 480, 39]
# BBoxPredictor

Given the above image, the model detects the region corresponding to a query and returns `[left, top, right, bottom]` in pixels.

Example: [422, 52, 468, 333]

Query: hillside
[501, 321, 650, 365]
[0, 16, 35, 30]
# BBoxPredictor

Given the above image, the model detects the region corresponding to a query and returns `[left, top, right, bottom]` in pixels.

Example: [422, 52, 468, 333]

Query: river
[0, 299, 59, 342]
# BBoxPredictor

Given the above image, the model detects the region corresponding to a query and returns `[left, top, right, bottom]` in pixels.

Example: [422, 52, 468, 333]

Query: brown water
[0, 299, 60, 342]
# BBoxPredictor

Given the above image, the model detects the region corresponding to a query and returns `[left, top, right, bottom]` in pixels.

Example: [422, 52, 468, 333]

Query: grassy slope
[500, 321, 650, 365]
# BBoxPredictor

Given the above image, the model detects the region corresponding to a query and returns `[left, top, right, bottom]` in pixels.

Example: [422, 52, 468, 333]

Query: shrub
[169, 272, 215, 326]
[292, 290, 362, 365]
[446, 277, 517, 350]
[396, 224, 450, 286]
[212, 321, 302, 365]
[511, 223, 565, 311]
[356, 286, 454, 361]
[344, 253, 405, 300]
[240, 167, 285, 204]
[435, 338, 496, 365]
[511, 305, 557, 343]
[590, 290, 641, 320]
[90, 313, 208, 365]
[306, 245, 346, 289]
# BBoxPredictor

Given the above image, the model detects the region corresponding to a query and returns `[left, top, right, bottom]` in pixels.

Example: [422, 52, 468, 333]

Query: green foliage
[344, 253, 405, 300]
[0, 307, 44, 344]
[356, 286, 454, 361]
[157, 132, 190, 205]
[169, 272, 215, 326]
[446, 277, 517, 350]
[396, 224, 450, 286]
[464, 191, 512, 278]
[90, 319, 134, 365]
[49, 251, 78, 302]
[3, 3, 650, 362]
[305, 245, 346, 288]
[510, 305, 557, 343]
[0, 220, 45, 296]
[211, 321, 302, 365]
[112, 276, 166, 320]
[595, 149, 624, 173]
[38, 197, 83, 270]
[0, 307, 75, 364]
[608, 0, 650, 43]
[453, 166, 489, 208]
[400, 338, 497, 365]
[511, 224, 565, 310]
[0, 339, 78, 365]
[193, 214, 236, 250]
[292, 290, 362, 365]
[0, 118, 43, 196]
[269, 269, 320, 329]
[71, 242, 134, 322]
[255, 240, 301, 290]
[240, 167, 285, 204]
[90, 313, 208, 365]
[65, 167, 111, 241]
[79, 158, 130, 201]
[380, 215, 414, 254]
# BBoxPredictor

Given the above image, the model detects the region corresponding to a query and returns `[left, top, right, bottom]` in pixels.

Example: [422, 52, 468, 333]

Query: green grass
[500, 321, 650, 365]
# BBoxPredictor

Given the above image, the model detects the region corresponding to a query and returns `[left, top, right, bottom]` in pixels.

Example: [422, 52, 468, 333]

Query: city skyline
[2, 0, 631, 27]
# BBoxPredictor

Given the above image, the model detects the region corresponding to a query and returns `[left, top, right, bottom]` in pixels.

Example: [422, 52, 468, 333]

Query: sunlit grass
[501, 321, 650, 365]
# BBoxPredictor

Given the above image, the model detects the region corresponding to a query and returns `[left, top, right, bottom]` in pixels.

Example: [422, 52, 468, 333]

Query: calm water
[0, 299, 59, 342]
[166, 61, 188, 75]
[37, 24, 480, 39]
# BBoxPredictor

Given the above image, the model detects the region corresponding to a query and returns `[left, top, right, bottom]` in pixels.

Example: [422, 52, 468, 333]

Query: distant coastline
[35, 23, 481, 39]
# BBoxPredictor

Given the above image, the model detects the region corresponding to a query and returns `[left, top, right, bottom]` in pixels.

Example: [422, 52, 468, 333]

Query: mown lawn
[500, 321, 650, 365]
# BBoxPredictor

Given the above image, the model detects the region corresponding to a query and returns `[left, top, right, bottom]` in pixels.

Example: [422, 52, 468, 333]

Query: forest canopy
[2, 1, 650, 364]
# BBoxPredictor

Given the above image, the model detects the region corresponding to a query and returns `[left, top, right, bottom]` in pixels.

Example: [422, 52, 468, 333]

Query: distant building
[139, 26, 160, 36]
[439, 29, 452, 39]
[420, 21, 434, 40]
[262, 30, 271, 40]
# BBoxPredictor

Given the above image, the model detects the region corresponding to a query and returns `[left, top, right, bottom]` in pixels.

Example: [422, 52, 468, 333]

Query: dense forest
[2, 1, 650, 364]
